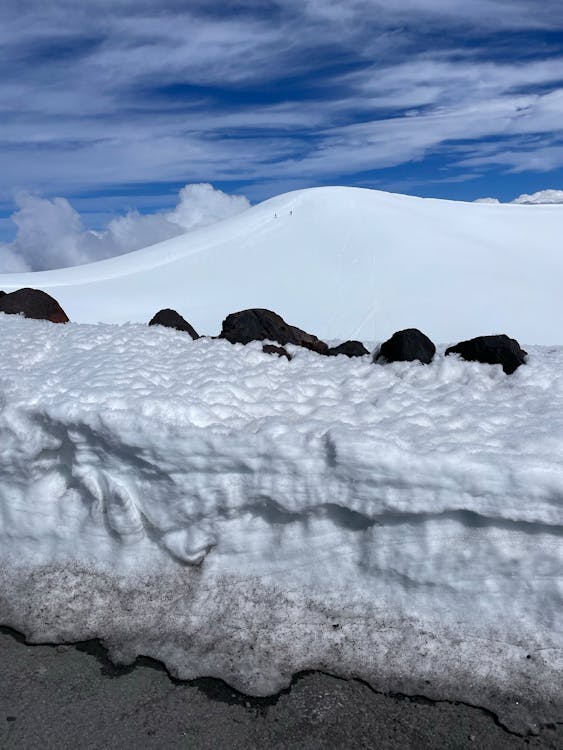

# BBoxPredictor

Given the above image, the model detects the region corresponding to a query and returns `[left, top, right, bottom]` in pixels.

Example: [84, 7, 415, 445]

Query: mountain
[0, 186, 561, 344]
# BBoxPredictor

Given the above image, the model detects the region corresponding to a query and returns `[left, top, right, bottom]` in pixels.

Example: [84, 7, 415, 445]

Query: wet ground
[0, 627, 561, 750]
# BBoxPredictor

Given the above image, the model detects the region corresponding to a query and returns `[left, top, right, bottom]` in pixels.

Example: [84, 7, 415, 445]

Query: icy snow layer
[0, 186, 562, 345]
[0, 317, 562, 733]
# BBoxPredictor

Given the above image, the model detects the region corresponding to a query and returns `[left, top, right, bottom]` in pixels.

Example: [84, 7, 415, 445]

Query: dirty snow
[0, 314, 561, 733]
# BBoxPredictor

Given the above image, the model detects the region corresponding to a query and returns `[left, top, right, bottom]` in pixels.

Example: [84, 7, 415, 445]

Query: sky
[2, 0, 563, 266]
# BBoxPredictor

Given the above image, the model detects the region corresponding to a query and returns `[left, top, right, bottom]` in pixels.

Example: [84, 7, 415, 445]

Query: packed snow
[0, 187, 561, 345]
[0, 314, 562, 734]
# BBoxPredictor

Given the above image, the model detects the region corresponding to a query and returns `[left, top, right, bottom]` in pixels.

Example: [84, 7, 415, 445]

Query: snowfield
[0, 315, 562, 734]
[0, 186, 561, 345]
[0, 187, 562, 734]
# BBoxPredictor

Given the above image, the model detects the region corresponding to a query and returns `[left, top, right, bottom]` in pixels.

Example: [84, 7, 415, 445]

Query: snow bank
[0, 316, 561, 733]
[0, 186, 561, 344]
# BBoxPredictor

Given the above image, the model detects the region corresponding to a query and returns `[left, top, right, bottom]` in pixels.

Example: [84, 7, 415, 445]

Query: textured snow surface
[0, 186, 561, 344]
[0, 315, 562, 733]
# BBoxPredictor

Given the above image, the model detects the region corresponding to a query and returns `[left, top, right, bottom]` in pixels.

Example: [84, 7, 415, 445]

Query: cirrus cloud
[0, 0, 563, 227]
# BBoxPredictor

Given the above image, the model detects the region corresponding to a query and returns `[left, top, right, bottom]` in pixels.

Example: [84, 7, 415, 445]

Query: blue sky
[2, 0, 563, 243]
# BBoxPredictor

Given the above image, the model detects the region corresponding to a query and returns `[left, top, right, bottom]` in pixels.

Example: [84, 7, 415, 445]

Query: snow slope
[0, 186, 561, 344]
[0, 315, 562, 734]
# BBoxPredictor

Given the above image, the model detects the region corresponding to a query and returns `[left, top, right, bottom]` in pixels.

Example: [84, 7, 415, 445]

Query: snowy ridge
[0, 316, 562, 733]
[0, 186, 562, 344]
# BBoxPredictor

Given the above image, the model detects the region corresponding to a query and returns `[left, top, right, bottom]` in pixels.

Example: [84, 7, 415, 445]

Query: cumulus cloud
[511, 189, 563, 204]
[473, 188, 563, 204]
[0, 184, 250, 272]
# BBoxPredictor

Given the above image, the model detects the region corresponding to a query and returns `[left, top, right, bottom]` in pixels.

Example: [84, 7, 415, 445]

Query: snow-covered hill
[1, 188, 562, 735]
[0, 187, 561, 344]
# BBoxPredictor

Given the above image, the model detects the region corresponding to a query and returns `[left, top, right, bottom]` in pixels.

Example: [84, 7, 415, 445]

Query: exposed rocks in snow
[220, 308, 328, 354]
[374, 328, 435, 364]
[445, 334, 527, 374]
[0, 287, 69, 323]
[148, 308, 199, 339]
[1, 316, 561, 735]
[0, 291, 532, 379]
[327, 340, 369, 357]
[0, 187, 560, 344]
[262, 344, 292, 360]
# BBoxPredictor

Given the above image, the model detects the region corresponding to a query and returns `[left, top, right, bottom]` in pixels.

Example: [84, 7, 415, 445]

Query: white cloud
[0, 184, 250, 272]
[512, 189, 563, 204]
[295, 0, 563, 31]
[1, 1, 563, 198]
[167, 183, 251, 230]
[5, 51, 563, 196]
[0, 245, 29, 272]
[473, 189, 563, 204]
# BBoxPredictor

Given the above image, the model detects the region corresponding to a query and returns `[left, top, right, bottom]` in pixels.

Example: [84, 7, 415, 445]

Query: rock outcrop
[374, 328, 435, 364]
[327, 340, 369, 358]
[148, 309, 199, 339]
[220, 308, 328, 354]
[262, 344, 292, 360]
[0, 288, 69, 323]
[445, 334, 527, 374]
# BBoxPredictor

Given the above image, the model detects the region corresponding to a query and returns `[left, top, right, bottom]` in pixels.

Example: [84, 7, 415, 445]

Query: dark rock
[374, 328, 435, 364]
[445, 334, 527, 375]
[148, 309, 199, 339]
[220, 308, 328, 354]
[0, 291, 5, 297]
[262, 344, 292, 360]
[0, 288, 69, 323]
[327, 340, 369, 358]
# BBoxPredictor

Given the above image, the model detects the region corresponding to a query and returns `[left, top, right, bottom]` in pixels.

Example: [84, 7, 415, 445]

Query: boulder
[374, 328, 435, 364]
[262, 344, 292, 360]
[0, 288, 69, 323]
[148, 309, 199, 339]
[445, 334, 527, 375]
[327, 340, 369, 358]
[220, 308, 328, 354]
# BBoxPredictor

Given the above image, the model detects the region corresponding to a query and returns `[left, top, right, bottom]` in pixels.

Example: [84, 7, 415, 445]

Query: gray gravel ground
[0, 627, 561, 750]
